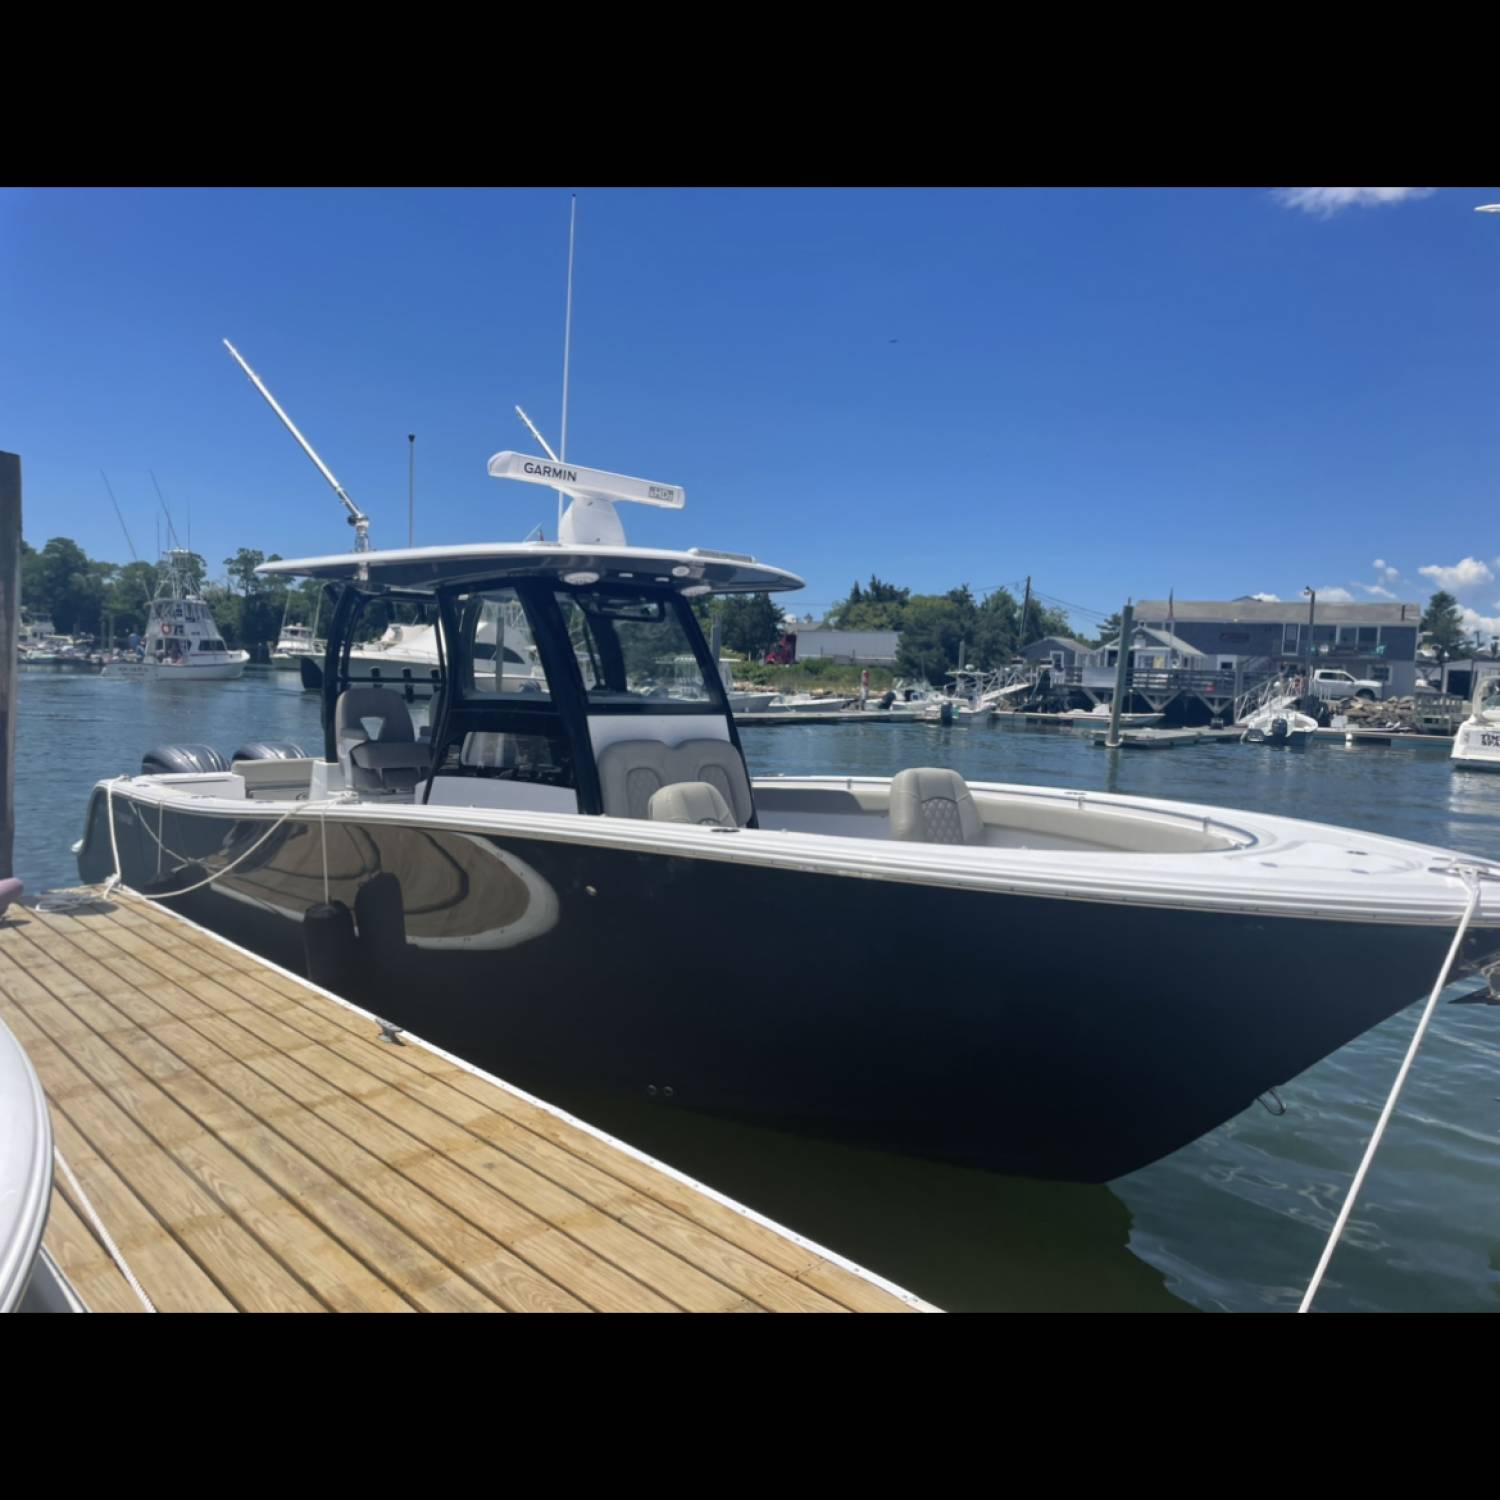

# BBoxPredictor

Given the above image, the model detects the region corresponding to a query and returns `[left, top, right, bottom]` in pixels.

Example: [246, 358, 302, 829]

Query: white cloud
[1274, 187, 1435, 218]
[1248, 592, 1280, 602]
[1314, 587, 1355, 603]
[1419, 557, 1495, 592]
[1371, 559, 1401, 583]
[1360, 584, 1397, 600]
[1459, 607, 1500, 644]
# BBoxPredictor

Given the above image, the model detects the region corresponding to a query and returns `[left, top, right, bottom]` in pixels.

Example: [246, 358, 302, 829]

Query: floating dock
[1311, 727, 1455, 750]
[0, 893, 928, 1313]
[1091, 727, 1243, 749]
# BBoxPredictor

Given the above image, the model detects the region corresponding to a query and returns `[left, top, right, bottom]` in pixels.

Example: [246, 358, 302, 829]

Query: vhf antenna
[223, 339, 372, 554]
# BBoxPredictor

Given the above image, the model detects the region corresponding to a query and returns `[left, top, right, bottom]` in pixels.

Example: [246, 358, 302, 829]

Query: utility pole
[0, 452, 20, 881]
[1304, 587, 1316, 700]
[1105, 601, 1134, 749]
[1020, 575, 1032, 650]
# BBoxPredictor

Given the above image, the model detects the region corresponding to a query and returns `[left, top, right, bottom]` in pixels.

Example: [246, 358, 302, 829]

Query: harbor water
[13, 670, 1500, 1312]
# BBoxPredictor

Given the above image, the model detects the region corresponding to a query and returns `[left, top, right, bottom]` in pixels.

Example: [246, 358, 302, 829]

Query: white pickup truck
[1309, 668, 1383, 702]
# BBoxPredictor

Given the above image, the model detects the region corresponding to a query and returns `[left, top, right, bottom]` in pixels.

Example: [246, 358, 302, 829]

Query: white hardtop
[258, 541, 804, 594]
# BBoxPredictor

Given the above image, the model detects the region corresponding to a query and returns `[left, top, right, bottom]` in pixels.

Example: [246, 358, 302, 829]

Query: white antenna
[223, 338, 371, 553]
[558, 194, 577, 536]
[514, 405, 558, 461]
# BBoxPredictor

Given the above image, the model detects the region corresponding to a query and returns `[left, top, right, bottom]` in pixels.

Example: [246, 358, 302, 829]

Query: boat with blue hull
[75, 448, 1500, 1183]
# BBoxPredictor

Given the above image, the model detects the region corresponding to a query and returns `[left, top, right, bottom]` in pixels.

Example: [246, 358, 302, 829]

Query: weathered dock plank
[0, 892, 929, 1313]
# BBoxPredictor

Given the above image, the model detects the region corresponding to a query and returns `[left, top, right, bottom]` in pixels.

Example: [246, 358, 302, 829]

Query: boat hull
[76, 789, 1491, 1182]
[144, 656, 248, 682]
[1452, 720, 1500, 771]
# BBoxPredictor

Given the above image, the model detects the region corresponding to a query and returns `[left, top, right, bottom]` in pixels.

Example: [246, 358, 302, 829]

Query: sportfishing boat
[143, 550, 248, 681]
[74, 452, 1500, 1182]
[1451, 667, 1500, 771]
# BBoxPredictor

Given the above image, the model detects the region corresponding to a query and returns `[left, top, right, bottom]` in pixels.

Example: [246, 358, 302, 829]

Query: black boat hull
[77, 790, 1481, 1182]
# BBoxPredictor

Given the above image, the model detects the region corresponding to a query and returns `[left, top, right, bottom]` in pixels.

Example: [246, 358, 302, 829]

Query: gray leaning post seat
[889, 767, 985, 846]
[647, 781, 737, 828]
[335, 687, 433, 796]
[594, 738, 755, 825]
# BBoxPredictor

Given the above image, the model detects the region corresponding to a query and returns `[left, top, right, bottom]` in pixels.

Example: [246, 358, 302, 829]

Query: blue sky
[3, 186, 1499, 638]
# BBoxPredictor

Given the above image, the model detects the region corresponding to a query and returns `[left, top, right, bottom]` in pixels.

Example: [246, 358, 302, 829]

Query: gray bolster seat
[335, 687, 433, 796]
[889, 767, 984, 846]
[595, 738, 754, 826]
[647, 781, 736, 828]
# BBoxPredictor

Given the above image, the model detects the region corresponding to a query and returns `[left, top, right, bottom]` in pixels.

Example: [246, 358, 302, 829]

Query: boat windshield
[554, 590, 715, 707]
[1477, 673, 1500, 719]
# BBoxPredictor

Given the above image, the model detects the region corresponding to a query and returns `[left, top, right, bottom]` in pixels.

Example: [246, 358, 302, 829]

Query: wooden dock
[0, 892, 928, 1313]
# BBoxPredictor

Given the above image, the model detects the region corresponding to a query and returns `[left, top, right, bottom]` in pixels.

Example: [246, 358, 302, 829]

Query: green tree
[719, 593, 784, 660]
[225, 547, 268, 596]
[21, 537, 109, 636]
[830, 574, 911, 630]
[1093, 611, 1123, 648]
[1422, 591, 1466, 661]
[895, 590, 979, 682]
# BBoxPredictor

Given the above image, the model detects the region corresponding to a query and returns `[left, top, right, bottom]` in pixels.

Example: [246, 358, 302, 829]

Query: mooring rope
[53, 1146, 157, 1313]
[102, 776, 314, 902]
[1299, 867, 1489, 1312]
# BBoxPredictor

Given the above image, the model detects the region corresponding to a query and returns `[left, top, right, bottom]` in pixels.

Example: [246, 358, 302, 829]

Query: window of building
[1282, 623, 1300, 653]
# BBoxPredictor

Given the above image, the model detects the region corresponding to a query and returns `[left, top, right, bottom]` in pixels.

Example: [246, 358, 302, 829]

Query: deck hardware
[1256, 1086, 1287, 1116]
[646, 1084, 658, 1096]
[585, 884, 598, 896]
[663, 1086, 674, 1098]
[377, 1020, 406, 1046]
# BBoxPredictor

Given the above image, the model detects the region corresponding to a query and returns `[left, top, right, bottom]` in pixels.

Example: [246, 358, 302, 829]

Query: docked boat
[74, 451, 1500, 1183]
[1451, 668, 1500, 771]
[1058, 704, 1164, 728]
[1241, 697, 1318, 747]
[765, 691, 856, 712]
[143, 550, 248, 681]
[271, 618, 326, 668]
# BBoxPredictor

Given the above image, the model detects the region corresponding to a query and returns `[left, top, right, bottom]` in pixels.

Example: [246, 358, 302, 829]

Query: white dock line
[53, 1146, 157, 1313]
[1299, 865, 1490, 1312]
[145, 899, 940, 1312]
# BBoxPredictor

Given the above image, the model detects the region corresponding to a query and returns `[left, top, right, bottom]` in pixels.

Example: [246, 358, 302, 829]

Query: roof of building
[1134, 598, 1421, 626]
[1022, 635, 1093, 654]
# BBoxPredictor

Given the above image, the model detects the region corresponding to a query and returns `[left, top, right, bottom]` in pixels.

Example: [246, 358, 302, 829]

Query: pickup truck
[1309, 668, 1383, 701]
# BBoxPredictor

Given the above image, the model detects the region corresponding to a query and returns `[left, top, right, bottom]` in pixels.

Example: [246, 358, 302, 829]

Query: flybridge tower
[487, 451, 685, 547]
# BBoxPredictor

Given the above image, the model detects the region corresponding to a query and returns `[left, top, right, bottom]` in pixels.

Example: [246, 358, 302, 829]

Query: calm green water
[13, 670, 1500, 1312]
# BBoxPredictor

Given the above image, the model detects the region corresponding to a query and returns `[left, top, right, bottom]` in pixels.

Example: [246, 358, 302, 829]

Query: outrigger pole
[222, 339, 372, 555]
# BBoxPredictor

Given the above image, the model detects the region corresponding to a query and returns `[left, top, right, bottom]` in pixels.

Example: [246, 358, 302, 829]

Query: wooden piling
[0, 452, 20, 881]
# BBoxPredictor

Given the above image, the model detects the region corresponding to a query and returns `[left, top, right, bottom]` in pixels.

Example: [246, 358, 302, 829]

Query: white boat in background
[1058, 704, 1164, 728]
[1452, 668, 1500, 771]
[766, 692, 856, 712]
[143, 550, 248, 681]
[271, 619, 325, 667]
[1241, 696, 1318, 748]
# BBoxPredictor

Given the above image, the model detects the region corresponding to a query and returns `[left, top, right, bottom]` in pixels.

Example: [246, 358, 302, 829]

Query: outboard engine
[141, 743, 229, 776]
[231, 741, 307, 762]
[1269, 716, 1290, 742]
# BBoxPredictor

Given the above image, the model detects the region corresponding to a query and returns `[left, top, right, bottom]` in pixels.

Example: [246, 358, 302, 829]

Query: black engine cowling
[231, 741, 307, 762]
[141, 743, 230, 776]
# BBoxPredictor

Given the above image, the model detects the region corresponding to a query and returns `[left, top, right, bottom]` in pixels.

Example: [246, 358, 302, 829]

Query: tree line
[21, 536, 324, 659]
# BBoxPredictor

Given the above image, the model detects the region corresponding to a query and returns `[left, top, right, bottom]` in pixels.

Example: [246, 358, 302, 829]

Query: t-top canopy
[256, 541, 805, 595]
